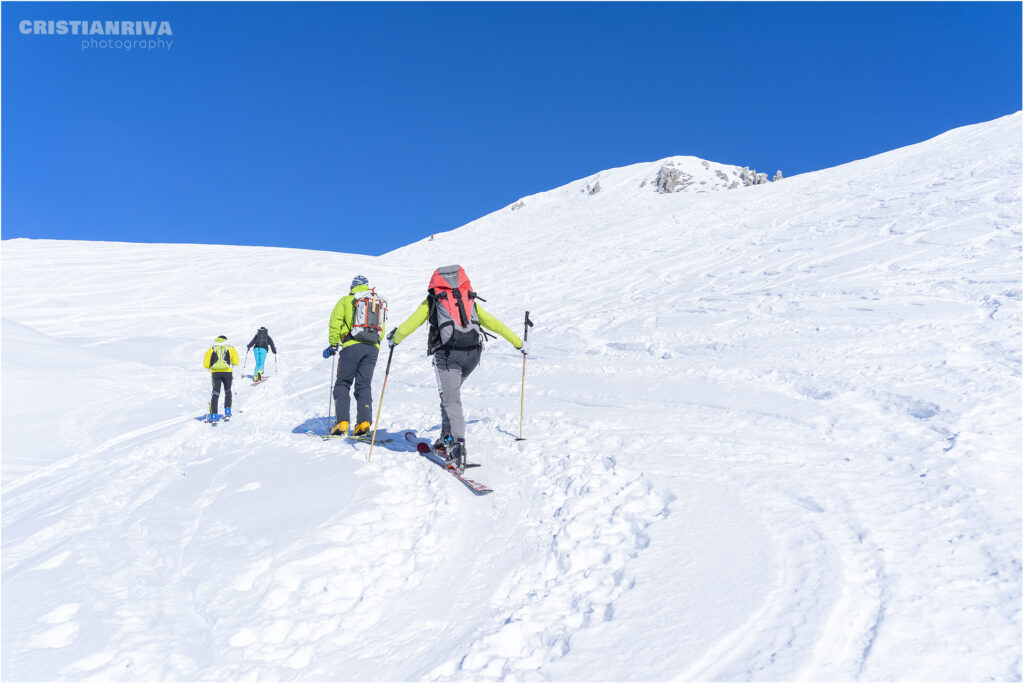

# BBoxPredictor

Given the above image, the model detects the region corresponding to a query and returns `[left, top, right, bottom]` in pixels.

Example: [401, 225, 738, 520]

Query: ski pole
[326, 351, 337, 435]
[242, 348, 249, 380]
[516, 311, 534, 441]
[368, 344, 395, 462]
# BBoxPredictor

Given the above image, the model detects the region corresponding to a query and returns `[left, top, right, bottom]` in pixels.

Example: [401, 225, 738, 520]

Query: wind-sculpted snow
[2, 113, 1021, 680]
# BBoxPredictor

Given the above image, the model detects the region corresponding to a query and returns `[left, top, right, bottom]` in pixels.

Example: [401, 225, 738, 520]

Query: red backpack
[428, 265, 485, 350]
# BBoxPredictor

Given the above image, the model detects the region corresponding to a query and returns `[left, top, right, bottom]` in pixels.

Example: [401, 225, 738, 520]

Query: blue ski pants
[253, 347, 268, 374]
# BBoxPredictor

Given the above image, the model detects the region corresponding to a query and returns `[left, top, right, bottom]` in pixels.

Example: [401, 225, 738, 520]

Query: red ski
[404, 431, 492, 495]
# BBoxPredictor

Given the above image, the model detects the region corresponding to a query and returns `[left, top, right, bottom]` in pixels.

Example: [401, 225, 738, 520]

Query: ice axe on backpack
[516, 311, 534, 441]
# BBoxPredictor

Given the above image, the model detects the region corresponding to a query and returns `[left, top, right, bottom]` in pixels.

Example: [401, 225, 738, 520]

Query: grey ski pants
[334, 343, 379, 424]
[433, 346, 481, 441]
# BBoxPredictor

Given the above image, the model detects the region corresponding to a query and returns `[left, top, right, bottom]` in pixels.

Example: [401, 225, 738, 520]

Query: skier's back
[246, 326, 277, 382]
[203, 335, 240, 421]
[388, 265, 524, 471]
[324, 275, 387, 437]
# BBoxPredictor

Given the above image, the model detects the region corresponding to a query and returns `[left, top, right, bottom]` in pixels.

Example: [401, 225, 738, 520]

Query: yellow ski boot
[353, 421, 371, 437]
[330, 420, 349, 436]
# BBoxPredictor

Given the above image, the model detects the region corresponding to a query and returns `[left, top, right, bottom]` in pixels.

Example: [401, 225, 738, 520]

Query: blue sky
[2, 2, 1020, 255]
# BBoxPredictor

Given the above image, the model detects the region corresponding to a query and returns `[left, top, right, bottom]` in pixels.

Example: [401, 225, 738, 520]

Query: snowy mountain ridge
[503, 154, 782, 214]
[2, 112, 1021, 681]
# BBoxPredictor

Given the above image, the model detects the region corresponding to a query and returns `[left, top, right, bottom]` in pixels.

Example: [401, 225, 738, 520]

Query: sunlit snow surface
[2, 113, 1021, 680]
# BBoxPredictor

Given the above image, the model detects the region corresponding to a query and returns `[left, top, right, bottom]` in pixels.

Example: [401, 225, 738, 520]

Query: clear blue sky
[2, 2, 1021, 255]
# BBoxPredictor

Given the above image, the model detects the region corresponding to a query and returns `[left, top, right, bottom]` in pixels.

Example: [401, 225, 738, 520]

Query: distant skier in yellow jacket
[203, 335, 240, 422]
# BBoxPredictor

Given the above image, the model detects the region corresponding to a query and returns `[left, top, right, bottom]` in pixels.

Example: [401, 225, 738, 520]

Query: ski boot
[353, 421, 371, 437]
[207, 412, 217, 423]
[254, 371, 262, 382]
[447, 439, 467, 475]
[433, 433, 453, 451]
[330, 420, 349, 436]
[225, 407, 232, 420]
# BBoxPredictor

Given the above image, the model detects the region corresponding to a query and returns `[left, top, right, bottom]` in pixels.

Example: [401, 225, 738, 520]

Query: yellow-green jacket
[392, 300, 522, 352]
[203, 336, 240, 373]
[328, 284, 387, 350]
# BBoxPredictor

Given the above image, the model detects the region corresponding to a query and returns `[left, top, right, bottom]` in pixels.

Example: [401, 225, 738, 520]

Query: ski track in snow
[427, 428, 671, 681]
[2, 375, 672, 680]
[2, 113, 1021, 680]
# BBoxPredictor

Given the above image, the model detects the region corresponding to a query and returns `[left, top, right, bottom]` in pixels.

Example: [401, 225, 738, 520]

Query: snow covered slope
[2, 112, 1021, 680]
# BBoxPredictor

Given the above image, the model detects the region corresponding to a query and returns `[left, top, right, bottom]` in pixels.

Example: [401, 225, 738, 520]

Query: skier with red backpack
[323, 275, 388, 437]
[387, 265, 525, 472]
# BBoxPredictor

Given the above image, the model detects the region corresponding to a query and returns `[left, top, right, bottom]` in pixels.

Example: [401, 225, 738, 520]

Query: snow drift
[2, 112, 1021, 680]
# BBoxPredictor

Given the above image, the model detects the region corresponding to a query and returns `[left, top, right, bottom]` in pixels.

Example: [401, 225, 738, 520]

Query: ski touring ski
[404, 432, 492, 495]
[304, 430, 392, 445]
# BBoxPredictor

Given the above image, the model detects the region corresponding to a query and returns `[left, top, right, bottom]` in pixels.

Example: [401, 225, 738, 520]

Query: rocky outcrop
[651, 159, 782, 194]
[738, 166, 770, 186]
[654, 163, 695, 193]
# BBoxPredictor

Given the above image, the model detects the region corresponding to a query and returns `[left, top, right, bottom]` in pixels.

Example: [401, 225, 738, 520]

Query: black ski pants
[209, 371, 233, 414]
[334, 343, 379, 425]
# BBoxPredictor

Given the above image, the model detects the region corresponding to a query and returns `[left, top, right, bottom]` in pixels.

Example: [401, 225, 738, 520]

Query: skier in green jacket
[387, 265, 524, 472]
[323, 275, 387, 437]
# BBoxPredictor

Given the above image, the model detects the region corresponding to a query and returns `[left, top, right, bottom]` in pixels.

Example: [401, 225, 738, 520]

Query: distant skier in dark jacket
[388, 265, 524, 472]
[246, 326, 277, 382]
